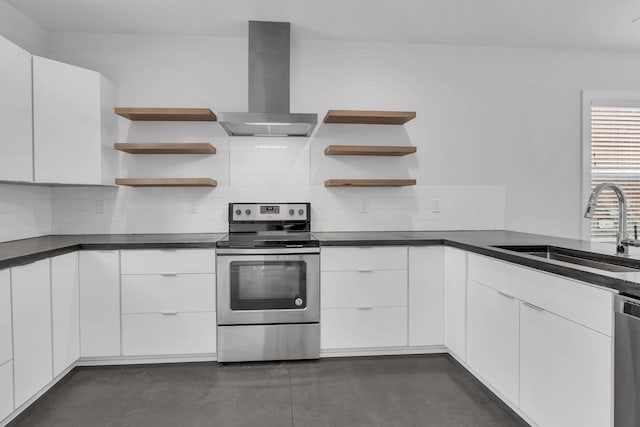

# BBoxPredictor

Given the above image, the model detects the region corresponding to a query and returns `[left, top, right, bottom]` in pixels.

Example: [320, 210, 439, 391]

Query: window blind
[591, 106, 640, 241]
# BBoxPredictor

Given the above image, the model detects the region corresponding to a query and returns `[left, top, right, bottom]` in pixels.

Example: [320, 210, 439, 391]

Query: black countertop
[0, 233, 225, 269]
[2, 230, 640, 298]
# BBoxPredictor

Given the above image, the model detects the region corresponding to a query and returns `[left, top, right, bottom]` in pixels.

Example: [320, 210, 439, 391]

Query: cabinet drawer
[0, 270, 11, 365]
[321, 307, 407, 349]
[321, 270, 407, 308]
[0, 360, 13, 421]
[122, 312, 216, 356]
[122, 274, 215, 314]
[468, 253, 614, 336]
[121, 249, 215, 274]
[321, 246, 407, 272]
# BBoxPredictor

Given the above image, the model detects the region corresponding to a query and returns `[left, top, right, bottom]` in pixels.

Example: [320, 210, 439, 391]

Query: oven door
[216, 248, 319, 325]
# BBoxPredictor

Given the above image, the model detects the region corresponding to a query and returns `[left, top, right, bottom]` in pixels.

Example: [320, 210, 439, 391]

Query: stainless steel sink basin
[492, 245, 640, 273]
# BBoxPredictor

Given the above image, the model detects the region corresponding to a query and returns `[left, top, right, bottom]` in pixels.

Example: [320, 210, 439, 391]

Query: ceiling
[8, 0, 640, 51]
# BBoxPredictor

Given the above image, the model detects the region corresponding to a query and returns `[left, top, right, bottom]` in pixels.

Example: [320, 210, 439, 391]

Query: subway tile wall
[0, 183, 52, 242]
[50, 138, 505, 235]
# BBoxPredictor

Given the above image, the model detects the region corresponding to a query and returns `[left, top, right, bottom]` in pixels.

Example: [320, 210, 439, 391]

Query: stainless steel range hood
[218, 21, 317, 137]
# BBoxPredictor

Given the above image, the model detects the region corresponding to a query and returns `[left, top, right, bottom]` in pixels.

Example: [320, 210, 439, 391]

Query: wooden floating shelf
[114, 107, 217, 121]
[114, 143, 216, 155]
[115, 178, 217, 187]
[324, 179, 416, 187]
[324, 145, 416, 156]
[324, 110, 416, 125]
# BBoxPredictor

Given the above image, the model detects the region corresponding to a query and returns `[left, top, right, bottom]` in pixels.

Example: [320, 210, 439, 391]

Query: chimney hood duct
[218, 21, 317, 137]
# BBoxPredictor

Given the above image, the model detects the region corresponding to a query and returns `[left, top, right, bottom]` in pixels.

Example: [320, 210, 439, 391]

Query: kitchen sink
[492, 245, 640, 273]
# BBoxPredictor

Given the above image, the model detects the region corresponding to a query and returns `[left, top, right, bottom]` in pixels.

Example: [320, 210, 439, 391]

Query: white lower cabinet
[467, 252, 614, 427]
[0, 269, 13, 421]
[0, 360, 13, 421]
[121, 274, 215, 314]
[120, 249, 217, 357]
[321, 307, 407, 349]
[320, 246, 408, 351]
[11, 259, 52, 408]
[520, 302, 612, 427]
[79, 251, 121, 357]
[122, 312, 216, 356]
[0, 270, 11, 365]
[408, 246, 444, 346]
[51, 252, 80, 377]
[443, 247, 467, 360]
[466, 279, 519, 405]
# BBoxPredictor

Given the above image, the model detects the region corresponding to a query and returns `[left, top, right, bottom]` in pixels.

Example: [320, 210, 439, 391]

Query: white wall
[0, 0, 49, 55]
[44, 32, 640, 237]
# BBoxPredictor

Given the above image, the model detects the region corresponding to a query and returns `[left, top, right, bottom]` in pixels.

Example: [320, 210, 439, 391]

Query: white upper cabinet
[32, 56, 116, 185]
[51, 252, 80, 377]
[0, 36, 33, 182]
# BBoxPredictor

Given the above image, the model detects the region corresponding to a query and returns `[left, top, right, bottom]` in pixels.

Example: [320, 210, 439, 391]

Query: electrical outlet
[360, 199, 369, 213]
[189, 201, 198, 214]
[95, 200, 104, 214]
[431, 198, 441, 213]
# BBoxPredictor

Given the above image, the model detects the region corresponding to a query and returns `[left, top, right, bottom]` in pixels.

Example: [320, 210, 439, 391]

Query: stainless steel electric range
[216, 203, 320, 362]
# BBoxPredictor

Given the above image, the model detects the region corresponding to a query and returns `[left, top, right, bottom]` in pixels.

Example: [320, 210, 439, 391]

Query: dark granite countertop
[0, 233, 225, 270]
[2, 230, 640, 299]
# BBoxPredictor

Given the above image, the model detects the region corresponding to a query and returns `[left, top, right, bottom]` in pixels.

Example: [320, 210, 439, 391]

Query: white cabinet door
[0, 360, 13, 421]
[122, 312, 216, 356]
[466, 279, 519, 405]
[51, 252, 80, 377]
[321, 307, 408, 349]
[0, 36, 33, 182]
[520, 302, 612, 427]
[79, 251, 120, 357]
[321, 247, 407, 271]
[0, 270, 11, 365]
[32, 57, 116, 185]
[408, 246, 444, 346]
[443, 247, 467, 360]
[11, 259, 52, 407]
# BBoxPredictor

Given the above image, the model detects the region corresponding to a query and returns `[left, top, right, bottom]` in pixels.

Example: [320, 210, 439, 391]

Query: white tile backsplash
[0, 183, 52, 242]
[0, 137, 505, 242]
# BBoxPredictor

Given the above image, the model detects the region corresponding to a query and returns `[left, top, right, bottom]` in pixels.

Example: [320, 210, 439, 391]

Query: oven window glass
[230, 261, 307, 310]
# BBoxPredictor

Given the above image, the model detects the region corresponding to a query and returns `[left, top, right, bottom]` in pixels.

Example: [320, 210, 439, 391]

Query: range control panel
[230, 203, 309, 222]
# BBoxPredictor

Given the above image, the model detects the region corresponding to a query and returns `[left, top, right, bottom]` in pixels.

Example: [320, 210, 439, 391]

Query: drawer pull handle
[523, 302, 544, 312]
[161, 311, 178, 315]
[161, 273, 178, 276]
[357, 306, 373, 310]
[357, 269, 373, 273]
[497, 291, 515, 300]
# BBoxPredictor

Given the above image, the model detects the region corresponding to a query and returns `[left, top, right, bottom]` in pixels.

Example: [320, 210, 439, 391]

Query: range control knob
[235, 209, 241, 216]
[245, 209, 251, 215]
[298, 209, 304, 216]
[294, 297, 303, 307]
[289, 209, 295, 215]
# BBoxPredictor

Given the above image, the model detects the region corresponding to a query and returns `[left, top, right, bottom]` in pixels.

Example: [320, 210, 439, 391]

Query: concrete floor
[8, 355, 527, 427]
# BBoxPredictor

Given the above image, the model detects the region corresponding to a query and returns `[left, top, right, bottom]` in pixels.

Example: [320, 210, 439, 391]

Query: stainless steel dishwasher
[615, 294, 640, 427]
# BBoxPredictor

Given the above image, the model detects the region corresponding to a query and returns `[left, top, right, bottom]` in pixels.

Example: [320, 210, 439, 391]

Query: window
[589, 105, 640, 242]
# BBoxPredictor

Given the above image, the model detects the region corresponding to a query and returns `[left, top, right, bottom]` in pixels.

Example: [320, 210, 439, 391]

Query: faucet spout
[584, 182, 628, 255]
